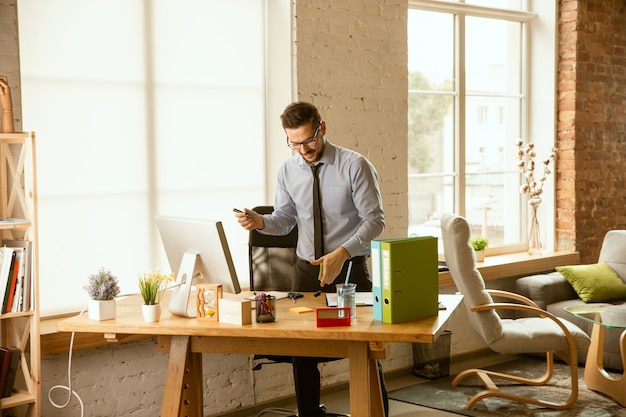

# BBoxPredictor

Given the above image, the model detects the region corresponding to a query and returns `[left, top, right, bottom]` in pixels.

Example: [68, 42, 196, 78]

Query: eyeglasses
[287, 122, 321, 150]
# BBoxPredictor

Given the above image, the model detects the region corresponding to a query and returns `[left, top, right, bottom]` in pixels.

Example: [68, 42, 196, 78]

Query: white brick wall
[2, 0, 488, 415]
[42, 339, 422, 416]
[294, 0, 409, 239]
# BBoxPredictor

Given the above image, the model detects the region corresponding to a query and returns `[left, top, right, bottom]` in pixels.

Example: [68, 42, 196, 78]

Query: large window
[408, 0, 556, 254]
[18, 0, 290, 315]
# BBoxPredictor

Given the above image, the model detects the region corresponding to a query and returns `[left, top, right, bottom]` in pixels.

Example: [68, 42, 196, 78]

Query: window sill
[41, 250, 579, 355]
[438, 250, 579, 288]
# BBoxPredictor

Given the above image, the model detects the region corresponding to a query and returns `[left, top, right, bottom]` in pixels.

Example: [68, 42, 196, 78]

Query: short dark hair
[280, 101, 321, 130]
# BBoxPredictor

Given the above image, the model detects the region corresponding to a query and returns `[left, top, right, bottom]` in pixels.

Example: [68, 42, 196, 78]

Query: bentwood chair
[440, 213, 590, 410]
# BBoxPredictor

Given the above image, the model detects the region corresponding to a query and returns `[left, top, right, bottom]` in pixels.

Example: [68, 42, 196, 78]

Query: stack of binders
[371, 236, 438, 323]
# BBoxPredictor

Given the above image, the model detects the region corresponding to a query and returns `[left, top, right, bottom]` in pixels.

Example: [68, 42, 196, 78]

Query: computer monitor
[156, 215, 242, 318]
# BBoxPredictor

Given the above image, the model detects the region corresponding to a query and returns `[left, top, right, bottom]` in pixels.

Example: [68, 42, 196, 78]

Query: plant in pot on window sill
[84, 267, 121, 321]
[470, 236, 489, 262]
[138, 269, 174, 323]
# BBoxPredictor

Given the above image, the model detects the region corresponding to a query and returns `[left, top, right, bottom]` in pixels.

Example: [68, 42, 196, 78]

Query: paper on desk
[326, 292, 373, 307]
[244, 291, 289, 301]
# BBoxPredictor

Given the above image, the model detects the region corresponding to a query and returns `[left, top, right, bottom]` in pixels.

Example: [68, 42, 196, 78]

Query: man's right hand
[234, 208, 264, 231]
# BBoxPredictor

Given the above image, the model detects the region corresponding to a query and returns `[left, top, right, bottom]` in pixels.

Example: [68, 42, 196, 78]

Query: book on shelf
[0, 248, 16, 313]
[0, 218, 28, 225]
[0, 346, 20, 398]
[9, 248, 24, 313]
[2, 240, 33, 312]
[1, 347, 19, 398]
[0, 347, 10, 397]
[3, 248, 23, 314]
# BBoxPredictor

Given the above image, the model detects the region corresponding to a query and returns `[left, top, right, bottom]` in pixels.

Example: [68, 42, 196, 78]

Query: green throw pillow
[556, 262, 626, 303]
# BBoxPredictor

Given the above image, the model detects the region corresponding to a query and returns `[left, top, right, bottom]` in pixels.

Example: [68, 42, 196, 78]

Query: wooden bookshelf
[0, 132, 40, 416]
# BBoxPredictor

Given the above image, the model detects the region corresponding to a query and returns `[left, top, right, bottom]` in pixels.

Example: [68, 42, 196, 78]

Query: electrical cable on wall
[46, 293, 144, 415]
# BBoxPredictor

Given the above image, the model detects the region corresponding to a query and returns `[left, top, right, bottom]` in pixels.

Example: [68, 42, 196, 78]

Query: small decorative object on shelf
[138, 269, 173, 322]
[516, 139, 557, 255]
[255, 293, 276, 323]
[84, 267, 121, 321]
[196, 283, 222, 321]
[469, 235, 488, 262]
[0, 75, 15, 133]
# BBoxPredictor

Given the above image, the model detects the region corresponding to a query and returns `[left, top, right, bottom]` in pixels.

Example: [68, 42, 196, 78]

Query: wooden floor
[231, 351, 516, 417]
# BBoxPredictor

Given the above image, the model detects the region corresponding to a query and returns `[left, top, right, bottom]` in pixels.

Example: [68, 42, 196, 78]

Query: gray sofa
[515, 230, 626, 371]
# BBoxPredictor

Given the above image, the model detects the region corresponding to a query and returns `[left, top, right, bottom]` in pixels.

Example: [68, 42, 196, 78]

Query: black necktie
[311, 164, 324, 259]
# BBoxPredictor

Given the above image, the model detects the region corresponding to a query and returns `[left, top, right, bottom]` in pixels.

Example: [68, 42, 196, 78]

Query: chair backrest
[248, 206, 298, 291]
[598, 230, 626, 282]
[440, 213, 504, 344]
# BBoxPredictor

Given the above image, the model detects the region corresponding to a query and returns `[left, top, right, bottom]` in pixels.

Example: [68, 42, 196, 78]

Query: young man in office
[235, 101, 388, 417]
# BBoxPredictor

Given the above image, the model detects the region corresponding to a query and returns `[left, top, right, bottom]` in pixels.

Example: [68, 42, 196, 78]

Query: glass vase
[528, 198, 544, 255]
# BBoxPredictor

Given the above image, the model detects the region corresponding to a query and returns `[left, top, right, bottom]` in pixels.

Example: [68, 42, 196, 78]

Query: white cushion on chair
[491, 317, 591, 354]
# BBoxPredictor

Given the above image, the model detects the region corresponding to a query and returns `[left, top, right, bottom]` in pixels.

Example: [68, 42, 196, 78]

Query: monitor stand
[168, 251, 199, 318]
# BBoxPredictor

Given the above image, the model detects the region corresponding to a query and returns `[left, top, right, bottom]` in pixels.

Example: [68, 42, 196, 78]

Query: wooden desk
[57, 292, 463, 417]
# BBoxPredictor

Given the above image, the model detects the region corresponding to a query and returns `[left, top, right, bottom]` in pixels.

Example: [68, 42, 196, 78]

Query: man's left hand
[310, 247, 350, 287]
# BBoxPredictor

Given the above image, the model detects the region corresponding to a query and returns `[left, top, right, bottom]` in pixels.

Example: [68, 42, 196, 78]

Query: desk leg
[349, 342, 385, 417]
[584, 323, 626, 406]
[161, 335, 204, 417]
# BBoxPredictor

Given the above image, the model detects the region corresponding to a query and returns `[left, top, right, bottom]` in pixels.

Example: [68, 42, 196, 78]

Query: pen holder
[255, 294, 276, 323]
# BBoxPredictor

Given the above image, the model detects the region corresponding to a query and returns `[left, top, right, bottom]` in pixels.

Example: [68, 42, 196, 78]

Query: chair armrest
[486, 289, 540, 309]
[515, 272, 578, 309]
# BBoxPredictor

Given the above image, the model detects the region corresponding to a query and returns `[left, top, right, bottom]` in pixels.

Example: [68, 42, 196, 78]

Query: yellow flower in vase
[138, 269, 174, 306]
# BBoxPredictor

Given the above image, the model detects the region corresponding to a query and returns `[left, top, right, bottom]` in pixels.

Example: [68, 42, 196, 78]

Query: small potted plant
[470, 236, 488, 262]
[84, 267, 121, 321]
[138, 269, 174, 322]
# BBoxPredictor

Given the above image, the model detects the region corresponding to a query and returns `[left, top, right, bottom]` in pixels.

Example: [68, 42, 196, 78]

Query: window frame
[408, 0, 556, 256]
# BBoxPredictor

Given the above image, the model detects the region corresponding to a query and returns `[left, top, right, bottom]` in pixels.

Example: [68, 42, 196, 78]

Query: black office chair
[249, 206, 349, 417]
[249, 205, 298, 369]
[248, 205, 298, 292]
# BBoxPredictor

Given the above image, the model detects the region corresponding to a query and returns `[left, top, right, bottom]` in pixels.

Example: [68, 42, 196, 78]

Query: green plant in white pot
[470, 236, 488, 262]
[138, 269, 173, 322]
[84, 267, 121, 321]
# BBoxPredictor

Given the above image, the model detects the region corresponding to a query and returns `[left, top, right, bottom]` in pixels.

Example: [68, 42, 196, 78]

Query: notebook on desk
[326, 292, 374, 307]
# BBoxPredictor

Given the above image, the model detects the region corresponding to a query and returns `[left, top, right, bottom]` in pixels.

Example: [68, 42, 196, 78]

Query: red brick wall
[557, 0, 626, 263]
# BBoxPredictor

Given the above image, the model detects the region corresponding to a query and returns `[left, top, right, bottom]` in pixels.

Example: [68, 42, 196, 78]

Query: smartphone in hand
[233, 208, 252, 218]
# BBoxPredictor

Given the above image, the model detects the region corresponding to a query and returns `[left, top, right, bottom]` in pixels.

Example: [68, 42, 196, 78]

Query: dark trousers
[291, 258, 389, 417]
